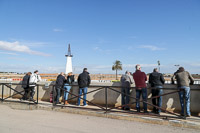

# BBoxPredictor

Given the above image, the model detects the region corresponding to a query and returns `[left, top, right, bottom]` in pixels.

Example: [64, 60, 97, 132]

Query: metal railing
[0, 82, 199, 120]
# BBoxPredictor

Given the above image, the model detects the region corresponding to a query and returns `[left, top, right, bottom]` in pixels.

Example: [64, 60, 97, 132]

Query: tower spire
[65, 43, 73, 57]
[65, 43, 73, 74]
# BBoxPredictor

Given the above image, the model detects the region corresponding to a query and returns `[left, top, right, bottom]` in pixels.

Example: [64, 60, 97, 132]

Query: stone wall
[0, 81, 199, 113]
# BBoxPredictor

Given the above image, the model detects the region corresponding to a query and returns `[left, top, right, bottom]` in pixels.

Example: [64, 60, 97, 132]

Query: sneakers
[83, 104, 88, 107]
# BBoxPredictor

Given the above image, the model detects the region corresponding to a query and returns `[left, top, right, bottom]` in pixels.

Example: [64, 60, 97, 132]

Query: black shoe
[144, 110, 149, 113]
[137, 109, 140, 112]
[125, 108, 130, 111]
[156, 111, 160, 115]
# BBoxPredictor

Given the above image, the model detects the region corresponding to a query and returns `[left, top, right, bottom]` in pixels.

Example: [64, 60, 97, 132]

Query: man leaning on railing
[171, 67, 194, 117]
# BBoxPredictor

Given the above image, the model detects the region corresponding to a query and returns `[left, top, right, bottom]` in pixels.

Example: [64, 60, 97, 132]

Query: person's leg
[125, 87, 130, 110]
[24, 87, 29, 100]
[64, 84, 71, 100]
[121, 88, 125, 109]
[77, 88, 82, 106]
[151, 89, 157, 113]
[136, 89, 141, 112]
[30, 86, 35, 100]
[83, 87, 88, 106]
[179, 87, 184, 115]
[56, 88, 61, 104]
[157, 87, 163, 114]
[142, 88, 147, 112]
[184, 87, 191, 116]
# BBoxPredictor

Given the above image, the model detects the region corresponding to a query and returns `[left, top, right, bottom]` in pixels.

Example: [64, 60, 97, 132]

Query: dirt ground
[0, 104, 199, 133]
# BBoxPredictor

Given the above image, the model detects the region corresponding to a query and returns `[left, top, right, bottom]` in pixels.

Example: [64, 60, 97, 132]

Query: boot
[65, 101, 69, 105]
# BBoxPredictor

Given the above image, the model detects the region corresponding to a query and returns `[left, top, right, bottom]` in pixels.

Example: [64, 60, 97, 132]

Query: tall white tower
[65, 44, 73, 74]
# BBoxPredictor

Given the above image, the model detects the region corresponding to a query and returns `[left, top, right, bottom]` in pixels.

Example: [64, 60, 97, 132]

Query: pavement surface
[0, 103, 199, 133]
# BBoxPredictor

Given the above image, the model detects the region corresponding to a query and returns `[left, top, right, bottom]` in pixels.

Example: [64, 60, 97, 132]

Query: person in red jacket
[133, 64, 148, 113]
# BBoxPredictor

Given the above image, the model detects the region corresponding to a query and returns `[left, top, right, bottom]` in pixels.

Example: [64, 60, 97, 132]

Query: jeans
[178, 86, 191, 115]
[29, 86, 35, 99]
[64, 83, 71, 100]
[152, 86, 163, 113]
[121, 87, 130, 109]
[78, 87, 87, 105]
[136, 88, 147, 111]
[55, 87, 61, 104]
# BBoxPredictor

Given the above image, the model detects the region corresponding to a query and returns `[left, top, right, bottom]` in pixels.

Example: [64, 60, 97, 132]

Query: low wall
[0, 81, 200, 113]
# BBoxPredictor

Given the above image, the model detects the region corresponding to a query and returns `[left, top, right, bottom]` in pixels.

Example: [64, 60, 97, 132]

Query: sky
[0, 0, 200, 74]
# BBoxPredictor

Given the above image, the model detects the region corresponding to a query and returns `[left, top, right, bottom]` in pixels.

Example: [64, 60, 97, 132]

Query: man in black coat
[54, 72, 66, 104]
[21, 72, 32, 100]
[149, 68, 165, 114]
[77, 68, 91, 106]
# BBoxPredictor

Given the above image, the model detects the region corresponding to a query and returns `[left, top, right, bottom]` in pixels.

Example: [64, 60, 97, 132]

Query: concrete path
[0, 104, 199, 133]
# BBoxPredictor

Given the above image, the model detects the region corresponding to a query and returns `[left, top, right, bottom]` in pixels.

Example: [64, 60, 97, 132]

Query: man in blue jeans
[133, 64, 148, 113]
[172, 67, 194, 117]
[77, 68, 91, 106]
[149, 68, 165, 115]
[64, 72, 74, 105]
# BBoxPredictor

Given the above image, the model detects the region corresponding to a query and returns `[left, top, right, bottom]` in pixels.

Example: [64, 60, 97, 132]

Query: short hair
[34, 70, 38, 73]
[135, 64, 141, 70]
[125, 71, 129, 74]
[153, 68, 158, 72]
[179, 67, 185, 71]
[83, 68, 87, 71]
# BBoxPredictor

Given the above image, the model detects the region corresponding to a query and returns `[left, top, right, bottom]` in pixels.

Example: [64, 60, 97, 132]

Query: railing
[0, 82, 199, 120]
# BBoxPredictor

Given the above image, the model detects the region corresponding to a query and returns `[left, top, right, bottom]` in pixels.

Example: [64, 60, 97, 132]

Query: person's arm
[149, 74, 152, 84]
[144, 73, 147, 81]
[188, 72, 194, 85]
[160, 74, 165, 84]
[129, 75, 134, 84]
[88, 75, 91, 86]
[171, 74, 175, 84]
[37, 74, 42, 82]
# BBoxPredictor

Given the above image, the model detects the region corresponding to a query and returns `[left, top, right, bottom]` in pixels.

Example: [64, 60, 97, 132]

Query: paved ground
[0, 104, 199, 133]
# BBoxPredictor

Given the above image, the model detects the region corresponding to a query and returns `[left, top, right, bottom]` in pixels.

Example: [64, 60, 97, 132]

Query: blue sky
[0, 0, 200, 74]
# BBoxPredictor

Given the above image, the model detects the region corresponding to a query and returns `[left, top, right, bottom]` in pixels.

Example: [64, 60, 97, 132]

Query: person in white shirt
[29, 70, 41, 101]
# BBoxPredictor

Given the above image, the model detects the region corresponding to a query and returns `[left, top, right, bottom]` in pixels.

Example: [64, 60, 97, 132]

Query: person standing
[54, 72, 66, 105]
[77, 68, 91, 106]
[149, 68, 165, 114]
[120, 71, 134, 110]
[172, 67, 194, 117]
[64, 72, 75, 105]
[21, 72, 32, 100]
[29, 70, 41, 101]
[133, 64, 148, 113]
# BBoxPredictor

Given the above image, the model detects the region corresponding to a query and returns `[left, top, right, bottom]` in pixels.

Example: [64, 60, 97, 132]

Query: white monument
[65, 44, 73, 74]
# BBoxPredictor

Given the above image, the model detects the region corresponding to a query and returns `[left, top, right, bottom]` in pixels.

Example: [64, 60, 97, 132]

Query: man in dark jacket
[77, 68, 91, 106]
[54, 72, 66, 104]
[21, 72, 32, 100]
[171, 67, 194, 117]
[133, 64, 148, 113]
[149, 68, 165, 114]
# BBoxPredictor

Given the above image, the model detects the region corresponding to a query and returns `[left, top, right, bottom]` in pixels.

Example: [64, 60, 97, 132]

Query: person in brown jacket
[171, 67, 194, 117]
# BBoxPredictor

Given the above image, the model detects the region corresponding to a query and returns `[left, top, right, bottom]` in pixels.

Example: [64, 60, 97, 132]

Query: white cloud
[138, 45, 166, 51]
[0, 41, 51, 56]
[53, 28, 63, 32]
[0, 51, 18, 55]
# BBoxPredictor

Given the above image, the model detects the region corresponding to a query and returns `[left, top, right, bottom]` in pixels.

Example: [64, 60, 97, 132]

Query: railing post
[1, 84, 4, 101]
[36, 84, 39, 104]
[105, 87, 108, 113]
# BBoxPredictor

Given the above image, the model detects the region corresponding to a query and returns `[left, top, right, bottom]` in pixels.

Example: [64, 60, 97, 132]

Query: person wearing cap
[120, 71, 134, 110]
[149, 68, 165, 114]
[63, 72, 75, 105]
[29, 70, 41, 101]
[77, 68, 91, 106]
[172, 67, 194, 117]
[133, 64, 148, 113]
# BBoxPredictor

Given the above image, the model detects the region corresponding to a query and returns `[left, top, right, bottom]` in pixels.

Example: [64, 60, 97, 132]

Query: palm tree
[112, 60, 122, 80]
